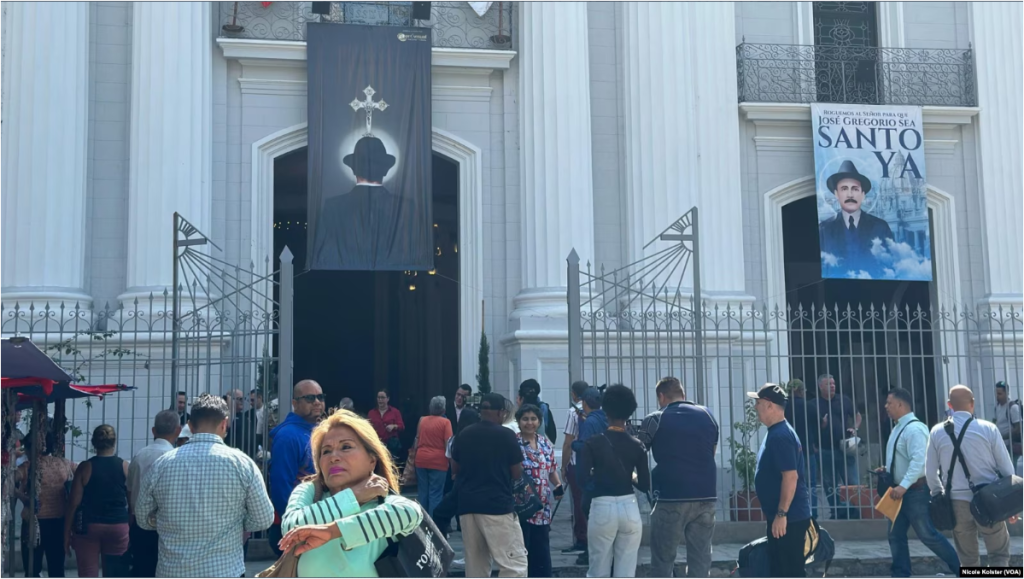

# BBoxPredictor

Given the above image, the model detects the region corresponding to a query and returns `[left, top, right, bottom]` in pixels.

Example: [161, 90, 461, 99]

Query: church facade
[2, 2, 1021, 481]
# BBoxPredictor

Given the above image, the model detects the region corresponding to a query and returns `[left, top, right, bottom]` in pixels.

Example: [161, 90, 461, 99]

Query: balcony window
[219, 1, 514, 50]
[736, 43, 977, 107]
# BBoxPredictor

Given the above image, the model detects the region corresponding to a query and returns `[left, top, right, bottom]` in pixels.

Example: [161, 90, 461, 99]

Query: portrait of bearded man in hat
[311, 134, 411, 269]
[818, 159, 894, 265]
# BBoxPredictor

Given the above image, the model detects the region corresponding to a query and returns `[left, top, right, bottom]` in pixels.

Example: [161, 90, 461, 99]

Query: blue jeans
[887, 487, 960, 576]
[416, 467, 447, 519]
[820, 449, 859, 516]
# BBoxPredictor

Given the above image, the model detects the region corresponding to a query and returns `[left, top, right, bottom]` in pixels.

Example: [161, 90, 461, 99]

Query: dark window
[813, 2, 881, 103]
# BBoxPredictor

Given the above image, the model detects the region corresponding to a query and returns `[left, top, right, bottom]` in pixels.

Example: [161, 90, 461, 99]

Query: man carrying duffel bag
[925, 385, 1022, 569]
[735, 520, 835, 578]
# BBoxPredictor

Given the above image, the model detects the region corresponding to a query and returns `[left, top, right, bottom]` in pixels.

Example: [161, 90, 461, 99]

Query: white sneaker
[452, 558, 465, 568]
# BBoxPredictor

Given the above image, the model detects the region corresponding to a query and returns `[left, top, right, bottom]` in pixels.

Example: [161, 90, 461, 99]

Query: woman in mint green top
[278, 408, 422, 577]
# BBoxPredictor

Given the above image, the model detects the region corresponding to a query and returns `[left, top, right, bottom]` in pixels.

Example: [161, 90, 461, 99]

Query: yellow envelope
[875, 490, 903, 525]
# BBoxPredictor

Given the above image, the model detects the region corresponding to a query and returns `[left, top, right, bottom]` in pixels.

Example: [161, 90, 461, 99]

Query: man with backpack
[639, 377, 719, 578]
[925, 385, 1017, 568]
[518, 379, 557, 443]
[993, 381, 1021, 462]
[560, 381, 590, 558]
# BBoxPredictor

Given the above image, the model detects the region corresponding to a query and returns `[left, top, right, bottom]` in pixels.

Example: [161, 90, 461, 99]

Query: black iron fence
[568, 209, 1021, 524]
[219, 1, 514, 49]
[574, 296, 1022, 522]
[736, 42, 977, 106]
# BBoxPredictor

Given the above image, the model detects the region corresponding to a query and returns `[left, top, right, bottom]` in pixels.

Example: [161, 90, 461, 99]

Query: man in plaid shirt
[136, 394, 275, 577]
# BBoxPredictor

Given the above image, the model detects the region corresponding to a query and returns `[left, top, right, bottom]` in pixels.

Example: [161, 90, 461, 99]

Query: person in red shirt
[369, 389, 405, 457]
[412, 396, 454, 518]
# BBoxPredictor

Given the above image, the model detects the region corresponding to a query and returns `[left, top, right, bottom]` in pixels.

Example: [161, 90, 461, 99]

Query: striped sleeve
[281, 483, 362, 534]
[337, 495, 423, 551]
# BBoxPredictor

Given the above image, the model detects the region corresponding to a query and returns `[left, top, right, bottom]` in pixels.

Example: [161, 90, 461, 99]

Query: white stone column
[621, 3, 698, 293]
[120, 2, 212, 307]
[621, 3, 748, 299]
[971, 2, 1023, 305]
[513, 1, 595, 321]
[1, 2, 92, 312]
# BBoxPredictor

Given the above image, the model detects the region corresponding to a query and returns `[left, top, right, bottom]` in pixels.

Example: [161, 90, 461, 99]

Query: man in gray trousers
[639, 377, 720, 577]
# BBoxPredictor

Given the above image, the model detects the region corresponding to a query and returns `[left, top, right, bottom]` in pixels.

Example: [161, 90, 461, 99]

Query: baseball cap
[747, 383, 788, 407]
[582, 387, 603, 410]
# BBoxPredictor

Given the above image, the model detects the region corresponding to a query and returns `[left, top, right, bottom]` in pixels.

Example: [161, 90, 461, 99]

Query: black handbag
[512, 474, 543, 521]
[929, 418, 972, 531]
[374, 497, 455, 578]
[875, 419, 920, 498]
[946, 426, 1024, 527]
[970, 475, 1024, 527]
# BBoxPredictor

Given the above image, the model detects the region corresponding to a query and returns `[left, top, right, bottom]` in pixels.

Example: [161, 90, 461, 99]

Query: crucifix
[350, 85, 388, 136]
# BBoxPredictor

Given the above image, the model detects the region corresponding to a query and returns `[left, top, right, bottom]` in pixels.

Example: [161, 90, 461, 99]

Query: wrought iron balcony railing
[736, 43, 976, 107]
[219, 1, 513, 50]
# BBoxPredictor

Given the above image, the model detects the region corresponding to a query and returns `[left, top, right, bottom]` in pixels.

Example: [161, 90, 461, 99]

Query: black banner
[307, 23, 433, 271]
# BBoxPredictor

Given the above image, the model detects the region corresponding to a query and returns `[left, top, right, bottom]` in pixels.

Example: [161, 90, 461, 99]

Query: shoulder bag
[874, 419, 920, 499]
[374, 495, 455, 578]
[512, 472, 544, 521]
[947, 424, 1024, 527]
[929, 418, 972, 531]
[256, 483, 326, 578]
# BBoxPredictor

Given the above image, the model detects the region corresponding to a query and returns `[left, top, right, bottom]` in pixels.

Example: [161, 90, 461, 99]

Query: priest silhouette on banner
[311, 135, 405, 270]
[818, 159, 894, 269]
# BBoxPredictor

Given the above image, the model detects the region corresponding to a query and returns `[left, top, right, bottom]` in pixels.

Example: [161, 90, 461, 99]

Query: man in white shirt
[127, 410, 180, 577]
[925, 385, 1017, 568]
[993, 381, 1021, 460]
[880, 388, 959, 576]
[560, 380, 590, 557]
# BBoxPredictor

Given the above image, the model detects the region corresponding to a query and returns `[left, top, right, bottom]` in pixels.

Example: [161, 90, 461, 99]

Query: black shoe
[561, 543, 585, 554]
[575, 552, 589, 566]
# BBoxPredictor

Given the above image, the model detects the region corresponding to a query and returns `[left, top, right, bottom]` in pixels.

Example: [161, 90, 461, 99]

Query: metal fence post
[278, 246, 294, 423]
[691, 208, 705, 406]
[567, 249, 583, 388]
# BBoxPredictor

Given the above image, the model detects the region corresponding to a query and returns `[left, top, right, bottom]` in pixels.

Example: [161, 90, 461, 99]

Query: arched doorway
[272, 148, 460, 449]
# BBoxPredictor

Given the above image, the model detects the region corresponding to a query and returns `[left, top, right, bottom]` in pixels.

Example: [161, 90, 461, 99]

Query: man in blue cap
[569, 386, 607, 566]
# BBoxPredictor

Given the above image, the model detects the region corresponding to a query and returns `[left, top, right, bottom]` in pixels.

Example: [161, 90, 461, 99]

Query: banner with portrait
[307, 23, 433, 271]
[812, 104, 932, 281]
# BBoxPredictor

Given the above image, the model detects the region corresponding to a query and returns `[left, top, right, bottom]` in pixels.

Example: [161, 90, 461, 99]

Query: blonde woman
[277, 409, 422, 577]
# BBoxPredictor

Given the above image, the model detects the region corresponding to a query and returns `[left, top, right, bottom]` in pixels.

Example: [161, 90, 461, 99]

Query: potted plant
[728, 397, 765, 521]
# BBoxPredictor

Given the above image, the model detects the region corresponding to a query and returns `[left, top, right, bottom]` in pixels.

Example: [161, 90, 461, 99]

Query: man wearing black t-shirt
[749, 383, 811, 578]
[451, 392, 528, 578]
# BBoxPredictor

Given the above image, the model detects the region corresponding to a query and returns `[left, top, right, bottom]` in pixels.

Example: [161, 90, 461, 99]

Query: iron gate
[171, 213, 293, 477]
[567, 207, 704, 419]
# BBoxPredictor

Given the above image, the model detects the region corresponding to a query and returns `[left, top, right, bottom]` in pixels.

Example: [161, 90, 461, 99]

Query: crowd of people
[8, 376, 1020, 578]
[748, 381, 1019, 577]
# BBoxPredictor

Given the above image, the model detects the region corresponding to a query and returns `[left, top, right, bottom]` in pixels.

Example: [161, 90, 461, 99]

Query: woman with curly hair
[277, 408, 423, 577]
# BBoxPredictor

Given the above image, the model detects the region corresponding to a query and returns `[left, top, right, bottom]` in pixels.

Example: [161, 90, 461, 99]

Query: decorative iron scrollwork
[736, 43, 976, 106]
[219, 2, 513, 50]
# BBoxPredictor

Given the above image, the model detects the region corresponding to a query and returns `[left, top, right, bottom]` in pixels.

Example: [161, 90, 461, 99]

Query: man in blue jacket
[267, 379, 323, 556]
[639, 377, 719, 578]
[570, 387, 606, 566]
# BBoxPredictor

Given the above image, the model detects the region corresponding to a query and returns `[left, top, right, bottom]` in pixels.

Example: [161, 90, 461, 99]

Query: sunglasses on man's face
[295, 394, 325, 404]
